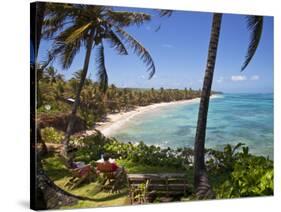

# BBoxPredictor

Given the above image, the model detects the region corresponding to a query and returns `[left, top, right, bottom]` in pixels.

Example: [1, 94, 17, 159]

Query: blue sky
[38, 7, 273, 93]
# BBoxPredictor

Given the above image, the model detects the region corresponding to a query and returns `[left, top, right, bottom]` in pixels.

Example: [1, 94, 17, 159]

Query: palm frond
[43, 3, 78, 38]
[42, 14, 71, 38]
[96, 42, 108, 93]
[155, 24, 161, 32]
[50, 22, 91, 69]
[65, 22, 92, 44]
[45, 2, 75, 15]
[72, 69, 83, 81]
[106, 30, 128, 55]
[40, 51, 55, 70]
[62, 41, 81, 69]
[159, 10, 173, 17]
[107, 10, 151, 27]
[241, 16, 263, 71]
[116, 27, 156, 79]
[51, 39, 82, 69]
[55, 21, 89, 43]
[81, 5, 106, 20]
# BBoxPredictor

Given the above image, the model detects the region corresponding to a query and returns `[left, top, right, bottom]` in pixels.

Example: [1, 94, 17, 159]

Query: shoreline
[89, 94, 221, 137]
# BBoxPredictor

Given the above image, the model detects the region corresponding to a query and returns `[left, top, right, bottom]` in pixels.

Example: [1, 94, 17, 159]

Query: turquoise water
[109, 94, 273, 159]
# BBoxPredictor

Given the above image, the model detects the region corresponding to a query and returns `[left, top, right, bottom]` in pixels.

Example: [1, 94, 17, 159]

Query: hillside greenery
[38, 67, 221, 128]
[42, 130, 273, 206]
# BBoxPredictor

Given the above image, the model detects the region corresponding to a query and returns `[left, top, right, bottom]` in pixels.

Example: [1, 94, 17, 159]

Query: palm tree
[31, 2, 87, 209]
[45, 66, 59, 84]
[193, 14, 263, 198]
[43, 3, 156, 155]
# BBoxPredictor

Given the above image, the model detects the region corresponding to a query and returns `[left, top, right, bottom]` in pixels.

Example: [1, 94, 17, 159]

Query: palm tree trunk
[34, 129, 96, 209]
[34, 158, 79, 209]
[194, 13, 222, 198]
[30, 4, 93, 209]
[62, 29, 95, 156]
[30, 2, 46, 57]
[33, 125, 79, 209]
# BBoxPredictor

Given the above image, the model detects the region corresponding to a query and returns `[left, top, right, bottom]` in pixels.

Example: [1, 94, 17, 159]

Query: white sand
[95, 98, 198, 136]
[92, 95, 221, 137]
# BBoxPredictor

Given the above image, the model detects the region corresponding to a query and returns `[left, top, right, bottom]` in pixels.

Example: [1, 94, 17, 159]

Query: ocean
[108, 93, 273, 159]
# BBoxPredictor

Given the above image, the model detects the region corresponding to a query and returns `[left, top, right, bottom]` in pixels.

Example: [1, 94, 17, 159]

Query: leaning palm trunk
[62, 29, 96, 156]
[31, 2, 45, 55]
[194, 13, 222, 199]
[35, 158, 78, 209]
[31, 3, 86, 209]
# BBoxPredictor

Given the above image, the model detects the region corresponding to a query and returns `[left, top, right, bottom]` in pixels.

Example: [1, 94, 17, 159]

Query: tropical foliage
[43, 131, 273, 199]
[41, 2, 160, 153]
[38, 68, 216, 128]
[207, 144, 273, 198]
[41, 127, 64, 144]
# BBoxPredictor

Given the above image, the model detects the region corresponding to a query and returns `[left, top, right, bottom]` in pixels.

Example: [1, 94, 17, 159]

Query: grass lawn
[42, 153, 193, 209]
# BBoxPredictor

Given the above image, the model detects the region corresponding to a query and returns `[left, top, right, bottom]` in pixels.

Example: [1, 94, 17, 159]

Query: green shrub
[41, 127, 64, 144]
[73, 133, 194, 169]
[206, 143, 245, 173]
[212, 145, 274, 198]
[70, 132, 273, 199]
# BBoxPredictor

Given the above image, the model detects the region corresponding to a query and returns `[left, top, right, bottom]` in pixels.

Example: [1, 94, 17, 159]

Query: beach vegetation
[41, 132, 273, 208]
[41, 127, 64, 144]
[215, 156, 273, 198]
[37, 73, 210, 129]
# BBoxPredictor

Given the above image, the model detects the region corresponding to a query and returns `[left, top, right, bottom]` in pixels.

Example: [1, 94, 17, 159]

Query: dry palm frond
[65, 22, 92, 44]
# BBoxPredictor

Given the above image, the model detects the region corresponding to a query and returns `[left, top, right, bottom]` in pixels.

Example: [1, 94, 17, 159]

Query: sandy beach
[82, 95, 221, 137]
[96, 98, 210, 136]
[96, 97, 202, 136]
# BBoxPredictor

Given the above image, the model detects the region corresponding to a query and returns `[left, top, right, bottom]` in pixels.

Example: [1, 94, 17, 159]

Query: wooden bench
[127, 173, 192, 204]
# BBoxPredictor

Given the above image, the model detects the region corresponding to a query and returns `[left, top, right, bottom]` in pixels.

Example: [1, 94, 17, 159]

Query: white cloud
[250, 75, 260, 80]
[231, 75, 247, 81]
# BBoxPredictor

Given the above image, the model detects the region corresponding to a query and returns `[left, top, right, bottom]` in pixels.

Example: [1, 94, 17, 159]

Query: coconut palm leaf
[42, 3, 78, 38]
[80, 5, 106, 20]
[241, 16, 263, 71]
[96, 43, 108, 93]
[51, 39, 82, 69]
[106, 30, 128, 55]
[107, 10, 151, 27]
[50, 22, 91, 69]
[42, 14, 73, 38]
[72, 69, 83, 81]
[40, 51, 55, 70]
[65, 22, 92, 44]
[42, 2, 156, 161]
[116, 27, 155, 79]
[159, 10, 173, 17]
[55, 20, 89, 43]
